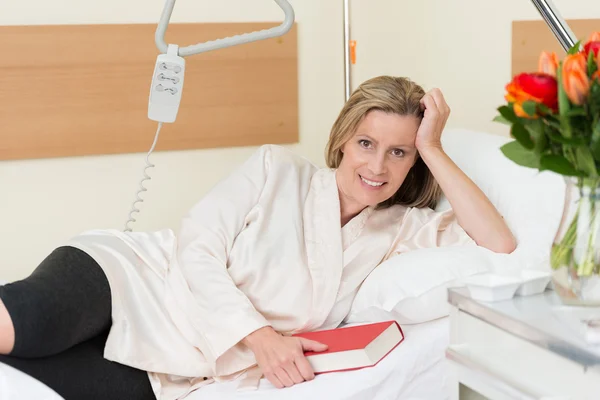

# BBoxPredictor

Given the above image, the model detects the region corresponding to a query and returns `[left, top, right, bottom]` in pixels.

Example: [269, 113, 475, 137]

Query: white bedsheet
[0, 362, 63, 400]
[193, 318, 451, 400]
[0, 318, 450, 400]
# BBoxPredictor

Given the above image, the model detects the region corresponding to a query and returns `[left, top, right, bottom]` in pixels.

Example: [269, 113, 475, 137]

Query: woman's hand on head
[242, 326, 328, 389]
[415, 88, 451, 153]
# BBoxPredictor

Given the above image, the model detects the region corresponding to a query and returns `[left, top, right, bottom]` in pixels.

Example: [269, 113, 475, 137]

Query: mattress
[0, 318, 451, 400]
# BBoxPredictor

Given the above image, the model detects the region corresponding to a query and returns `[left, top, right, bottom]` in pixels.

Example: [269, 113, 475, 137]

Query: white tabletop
[448, 287, 600, 369]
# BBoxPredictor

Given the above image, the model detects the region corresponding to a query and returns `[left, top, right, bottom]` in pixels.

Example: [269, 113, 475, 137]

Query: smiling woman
[325, 76, 441, 226]
[327, 76, 516, 252]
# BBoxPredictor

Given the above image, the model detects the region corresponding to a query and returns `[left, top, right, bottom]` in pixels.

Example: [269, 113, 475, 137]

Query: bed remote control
[148, 44, 185, 123]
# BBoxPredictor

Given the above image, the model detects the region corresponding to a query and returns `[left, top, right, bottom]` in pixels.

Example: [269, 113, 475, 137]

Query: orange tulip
[562, 53, 590, 105]
[589, 32, 600, 41]
[538, 51, 558, 77]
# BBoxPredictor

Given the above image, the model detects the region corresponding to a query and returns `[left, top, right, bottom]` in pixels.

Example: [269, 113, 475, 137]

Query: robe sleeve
[175, 145, 273, 367]
[384, 206, 476, 260]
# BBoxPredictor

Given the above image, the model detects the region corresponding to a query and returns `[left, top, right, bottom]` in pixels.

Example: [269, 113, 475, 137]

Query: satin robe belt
[235, 366, 264, 391]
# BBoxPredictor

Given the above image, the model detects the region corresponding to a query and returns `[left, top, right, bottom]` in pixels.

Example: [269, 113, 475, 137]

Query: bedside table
[446, 287, 600, 400]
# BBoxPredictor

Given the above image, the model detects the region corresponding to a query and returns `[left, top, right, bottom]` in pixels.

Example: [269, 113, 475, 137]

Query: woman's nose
[368, 153, 386, 175]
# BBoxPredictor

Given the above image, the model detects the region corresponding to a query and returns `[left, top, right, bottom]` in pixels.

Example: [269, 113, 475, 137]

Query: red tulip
[538, 51, 558, 77]
[505, 73, 558, 117]
[562, 53, 590, 105]
[584, 32, 600, 59]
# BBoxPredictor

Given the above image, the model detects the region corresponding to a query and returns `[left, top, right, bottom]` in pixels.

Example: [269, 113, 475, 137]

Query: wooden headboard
[0, 23, 298, 161]
[512, 19, 600, 76]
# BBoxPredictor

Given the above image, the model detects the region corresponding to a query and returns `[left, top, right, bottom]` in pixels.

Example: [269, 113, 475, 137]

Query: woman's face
[336, 110, 420, 212]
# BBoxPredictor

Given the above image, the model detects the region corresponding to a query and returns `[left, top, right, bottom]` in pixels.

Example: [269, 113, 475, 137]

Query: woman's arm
[415, 89, 517, 254]
[176, 146, 273, 366]
[177, 145, 326, 386]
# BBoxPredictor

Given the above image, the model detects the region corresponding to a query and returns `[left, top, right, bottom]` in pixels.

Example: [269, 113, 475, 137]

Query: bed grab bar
[343, 0, 351, 101]
[154, 0, 295, 57]
[529, 0, 578, 52]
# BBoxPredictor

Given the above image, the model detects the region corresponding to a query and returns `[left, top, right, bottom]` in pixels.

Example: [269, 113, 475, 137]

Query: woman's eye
[392, 149, 404, 157]
[359, 139, 372, 149]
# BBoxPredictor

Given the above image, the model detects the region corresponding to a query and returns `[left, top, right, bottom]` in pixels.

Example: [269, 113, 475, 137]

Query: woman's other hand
[415, 88, 451, 153]
[242, 326, 328, 388]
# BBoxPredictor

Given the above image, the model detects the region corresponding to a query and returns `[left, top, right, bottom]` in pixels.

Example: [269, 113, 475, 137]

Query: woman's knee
[0, 296, 15, 355]
[0, 247, 112, 358]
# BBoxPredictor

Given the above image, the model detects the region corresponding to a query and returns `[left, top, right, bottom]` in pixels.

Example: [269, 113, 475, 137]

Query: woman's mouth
[359, 174, 387, 189]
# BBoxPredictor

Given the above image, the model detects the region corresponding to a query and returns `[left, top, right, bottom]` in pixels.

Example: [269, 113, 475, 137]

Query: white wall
[352, 0, 600, 136]
[0, 0, 344, 281]
[3, 0, 600, 281]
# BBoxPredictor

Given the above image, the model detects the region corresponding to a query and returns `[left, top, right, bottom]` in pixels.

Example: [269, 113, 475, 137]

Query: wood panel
[0, 23, 298, 160]
[512, 19, 600, 76]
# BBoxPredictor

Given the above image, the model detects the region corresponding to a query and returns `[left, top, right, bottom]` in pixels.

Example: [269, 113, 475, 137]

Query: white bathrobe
[66, 144, 474, 400]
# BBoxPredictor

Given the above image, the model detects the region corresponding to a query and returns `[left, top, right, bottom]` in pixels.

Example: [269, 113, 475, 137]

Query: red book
[292, 320, 404, 374]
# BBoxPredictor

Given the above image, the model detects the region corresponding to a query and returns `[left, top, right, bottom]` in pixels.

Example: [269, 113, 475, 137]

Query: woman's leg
[0, 328, 155, 400]
[0, 246, 112, 357]
[0, 247, 155, 399]
[0, 297, 14, 354]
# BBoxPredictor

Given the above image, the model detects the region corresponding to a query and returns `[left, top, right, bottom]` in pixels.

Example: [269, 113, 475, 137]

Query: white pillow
[346, 246, 517, 325]
[437, 128, 566, 267]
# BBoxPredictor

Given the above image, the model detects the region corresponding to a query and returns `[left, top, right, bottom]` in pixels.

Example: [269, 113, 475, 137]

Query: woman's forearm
[419, 146, 517, 254]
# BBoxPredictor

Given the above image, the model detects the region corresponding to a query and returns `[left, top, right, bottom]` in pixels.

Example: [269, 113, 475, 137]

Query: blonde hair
[325, 76, 442, 209]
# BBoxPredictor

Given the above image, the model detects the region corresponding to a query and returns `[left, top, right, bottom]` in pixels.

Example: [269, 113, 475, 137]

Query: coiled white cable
[123, 122, 163, 232]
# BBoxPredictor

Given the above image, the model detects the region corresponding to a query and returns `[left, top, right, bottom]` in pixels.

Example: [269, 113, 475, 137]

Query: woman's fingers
[275, 366, 295, 387]
[294, 354, 316, 381]
[428, 88, 451, 124]
[284, 360, 306, 384]
[264, 371, 285, 389]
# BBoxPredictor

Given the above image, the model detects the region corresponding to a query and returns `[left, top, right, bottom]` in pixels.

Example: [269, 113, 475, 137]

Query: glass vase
[551, 177, 600, 306]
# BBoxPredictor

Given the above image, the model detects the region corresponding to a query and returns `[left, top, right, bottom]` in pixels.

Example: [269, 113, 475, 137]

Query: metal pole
[343, 0, 351, 101]
[529, 0, 578, 52]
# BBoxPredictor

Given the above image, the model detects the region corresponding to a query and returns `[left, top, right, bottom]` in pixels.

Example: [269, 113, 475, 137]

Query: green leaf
[590, 79, 600, 118]
[534, 133, 548, 155]
[524, 119, 548, 154]
[522, 100, 538, 117]
[540, 154, 583, 176]
[548, 130, 586, 146]
[565, 108, 587, 117]
[500, 140, 540, 169]
[492, 115, 512, 125]
[591, 118, 600, 161]
[511, 123, 534, 149]
[557, 64, 572, 138]
[575, 147, 598, 177]
[568, 41, 582, 55]
[497, 105, 519, 124]
[536, 102, 554, 115]
[544, 117, 565, 131]
[589, 50, 598, 77]
[524, 118, 544, 136]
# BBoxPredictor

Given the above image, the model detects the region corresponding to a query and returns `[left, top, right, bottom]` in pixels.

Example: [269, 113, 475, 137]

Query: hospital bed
[0, 126, 568, 399]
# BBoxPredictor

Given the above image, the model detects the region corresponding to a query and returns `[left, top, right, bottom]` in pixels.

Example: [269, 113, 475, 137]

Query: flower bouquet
[494, 32, 600, 305]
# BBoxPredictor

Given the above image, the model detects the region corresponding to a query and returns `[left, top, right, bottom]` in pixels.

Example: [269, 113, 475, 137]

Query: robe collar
[301, 167, 345, 331]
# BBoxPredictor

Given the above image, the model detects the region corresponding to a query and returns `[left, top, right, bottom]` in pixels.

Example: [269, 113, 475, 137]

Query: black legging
[0, 246, 155, 400]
